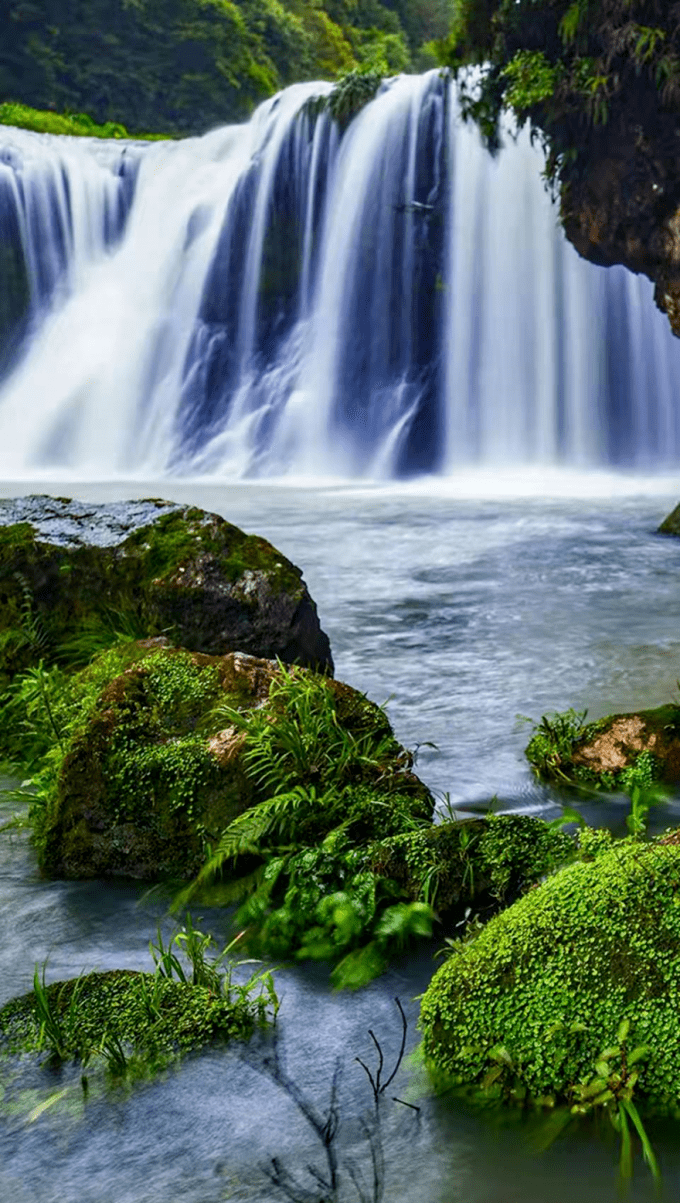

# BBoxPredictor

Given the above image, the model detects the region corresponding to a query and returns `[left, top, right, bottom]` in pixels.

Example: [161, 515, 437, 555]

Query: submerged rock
[34, 642, 424, 880]
[419, 834, 680, 1112]
[0, 495, 333, 681]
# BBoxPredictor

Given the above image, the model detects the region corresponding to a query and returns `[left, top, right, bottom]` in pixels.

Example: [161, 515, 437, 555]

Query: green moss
[0, 969, 260, 1064]
[0, 102, 168, 140]
[117, 508, 302, 595]
[371, 814, 575, 912]
[524, 705, 679, 790]
[0, 504, 314, 683]
[28, 647, 241, 874]
[419, 835, 680, 1112]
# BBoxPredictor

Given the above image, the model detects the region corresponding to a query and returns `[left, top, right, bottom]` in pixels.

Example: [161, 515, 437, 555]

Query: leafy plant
[327, 67, 384, 124]
[522, 707, 590, 781]
[570, 1019, 660, 1185]
[32, 963, 88, 1065]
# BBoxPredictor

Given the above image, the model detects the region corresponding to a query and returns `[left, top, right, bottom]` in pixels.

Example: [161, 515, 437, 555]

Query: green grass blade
[622, 1099, 662, 1186]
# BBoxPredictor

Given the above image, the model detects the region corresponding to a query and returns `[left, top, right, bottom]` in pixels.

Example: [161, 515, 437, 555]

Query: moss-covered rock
[419, 833, 680, 1112]
[0, 495, 333, 682]
[369, 813, 575, 916]
[525, 703, 680, 790]
[658, 502, 680, 536]
[29, 642, 423, 880]
[0, 967, 264, 1066]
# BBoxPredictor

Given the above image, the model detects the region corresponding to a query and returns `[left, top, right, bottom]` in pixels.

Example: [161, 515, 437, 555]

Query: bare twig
[380, 998, 407, 1094]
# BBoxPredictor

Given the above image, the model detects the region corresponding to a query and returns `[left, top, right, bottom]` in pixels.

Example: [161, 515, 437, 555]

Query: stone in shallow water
[0, 494, 333, 679]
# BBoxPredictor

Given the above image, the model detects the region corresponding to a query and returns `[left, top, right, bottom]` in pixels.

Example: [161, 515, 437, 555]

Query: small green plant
[570, 1019, 660, 1186]
[522, 708, 590, 781]
[327, 68, 384, 124]
[624, 779, 667, 839]
[32, 963, 88, 1065]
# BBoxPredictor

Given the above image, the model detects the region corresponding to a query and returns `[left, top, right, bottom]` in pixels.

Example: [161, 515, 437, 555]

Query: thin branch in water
[355, 1055, 378, 1104]
[380, 998, 407, 1094]
[368, 1029, 384, 1094]
[392, 1097, 420, 1113]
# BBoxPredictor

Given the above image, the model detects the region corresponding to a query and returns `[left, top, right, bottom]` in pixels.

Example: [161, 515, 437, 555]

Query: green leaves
[501, 50, 560, 113]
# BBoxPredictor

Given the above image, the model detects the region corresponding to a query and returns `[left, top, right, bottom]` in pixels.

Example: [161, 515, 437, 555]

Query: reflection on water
[2, 480, 680, 1200]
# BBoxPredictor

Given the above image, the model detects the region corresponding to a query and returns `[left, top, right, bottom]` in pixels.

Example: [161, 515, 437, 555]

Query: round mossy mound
[419, 834, 680, 1111]
[0, 969, 260, 1065]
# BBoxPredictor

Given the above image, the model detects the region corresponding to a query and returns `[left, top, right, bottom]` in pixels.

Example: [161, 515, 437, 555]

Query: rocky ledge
[560, 78, 680, 337]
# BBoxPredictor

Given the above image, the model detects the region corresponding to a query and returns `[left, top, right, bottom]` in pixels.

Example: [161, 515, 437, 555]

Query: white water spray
[0, 75, 679, 480]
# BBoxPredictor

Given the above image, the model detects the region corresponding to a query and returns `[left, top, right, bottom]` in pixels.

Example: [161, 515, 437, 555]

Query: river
[1, 476, 679, 1201]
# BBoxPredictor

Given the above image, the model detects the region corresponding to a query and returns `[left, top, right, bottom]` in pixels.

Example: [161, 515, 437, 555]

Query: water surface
[2, 478, 680, 1201]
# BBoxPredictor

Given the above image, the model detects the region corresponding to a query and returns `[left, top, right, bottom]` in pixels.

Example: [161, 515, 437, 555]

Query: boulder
[419, 834, 680, 1112]
[658, 502, 680, 536]
[369, 814, 574, 916]
[34, 642, 425, 880]
[0, 495, 333, 682]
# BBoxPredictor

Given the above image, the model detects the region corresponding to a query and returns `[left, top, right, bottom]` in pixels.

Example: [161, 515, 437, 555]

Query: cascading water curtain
[0, 74, 680, 479]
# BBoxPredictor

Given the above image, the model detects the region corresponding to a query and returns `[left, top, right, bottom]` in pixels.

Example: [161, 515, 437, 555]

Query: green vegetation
[437, 0, 680, 183]
[0, 0, 452, 138]
[523, 703, 679, 791]
[0, 919, 277, 1075]
[0, 643, 578, 987]
[0, 505, 316, 685]
[3, 644, 261, 878]
[419, 834, 680, 1119]
[171, 668, 574, 987]
[0, 101, 151, 140]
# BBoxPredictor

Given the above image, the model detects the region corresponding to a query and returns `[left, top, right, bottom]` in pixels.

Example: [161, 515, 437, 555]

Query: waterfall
[0, 74, 679, 480]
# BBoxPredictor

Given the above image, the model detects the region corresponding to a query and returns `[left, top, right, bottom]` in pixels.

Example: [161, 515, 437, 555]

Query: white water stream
[1, 74, 680, 480]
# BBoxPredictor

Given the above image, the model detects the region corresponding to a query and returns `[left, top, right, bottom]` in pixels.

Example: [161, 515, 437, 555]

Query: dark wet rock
[0, 495, 333, 681]
[560, 78, 680, 338]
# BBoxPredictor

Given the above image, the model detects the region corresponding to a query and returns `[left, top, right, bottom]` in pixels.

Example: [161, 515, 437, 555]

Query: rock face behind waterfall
[0, 495, 333, 681]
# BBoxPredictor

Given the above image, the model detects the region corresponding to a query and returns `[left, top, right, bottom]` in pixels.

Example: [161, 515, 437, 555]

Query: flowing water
[3, 68, 680, 1202]
[2, 74, 680, 478]
[1, 477, 680, 1202]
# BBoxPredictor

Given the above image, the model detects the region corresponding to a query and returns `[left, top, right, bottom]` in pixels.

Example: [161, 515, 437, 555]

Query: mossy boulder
[0, 495, 333, 683]
[659, 503, 680, 536]
[33, 642, 424, 880]
[524, 704, 680, 790]
[369, 813, 575, 918]
[419, 833, 680, 1112]
[0, 968, 262, 1066]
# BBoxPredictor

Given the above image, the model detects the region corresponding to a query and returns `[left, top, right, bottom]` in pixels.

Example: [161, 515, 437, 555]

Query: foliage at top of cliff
[439, 0, 680, 181]
[0, 0, 451, 136]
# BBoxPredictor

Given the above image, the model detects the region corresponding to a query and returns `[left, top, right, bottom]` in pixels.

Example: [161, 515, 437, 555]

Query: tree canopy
[0, 0, 453, 135]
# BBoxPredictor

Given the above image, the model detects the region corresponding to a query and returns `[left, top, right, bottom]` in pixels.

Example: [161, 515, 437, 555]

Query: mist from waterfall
[0, 72, 679, 480]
